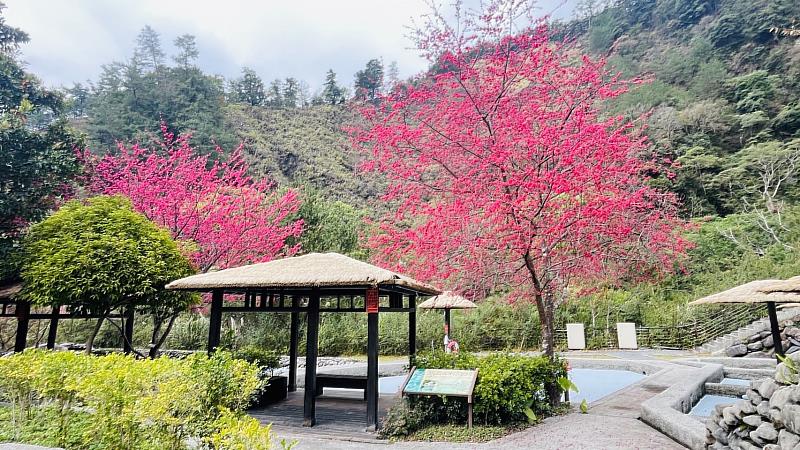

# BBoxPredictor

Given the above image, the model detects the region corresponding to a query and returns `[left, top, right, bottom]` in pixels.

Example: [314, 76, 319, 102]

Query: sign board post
[401, 366, 479, 428]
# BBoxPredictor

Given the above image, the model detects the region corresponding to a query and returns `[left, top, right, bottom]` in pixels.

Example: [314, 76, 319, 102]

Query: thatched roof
[0, 282, 21, 301]
[689, 279, 800, 305]
[165, 252, 440, 295]
[418, 291, 477, 309]
[756, 276, 800, 294]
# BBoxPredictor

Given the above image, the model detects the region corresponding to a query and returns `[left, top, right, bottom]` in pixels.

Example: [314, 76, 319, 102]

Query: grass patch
[405, 424, 516, 443]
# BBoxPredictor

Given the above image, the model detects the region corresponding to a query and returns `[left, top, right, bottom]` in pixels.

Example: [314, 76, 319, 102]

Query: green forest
[2, 0, 800, 353]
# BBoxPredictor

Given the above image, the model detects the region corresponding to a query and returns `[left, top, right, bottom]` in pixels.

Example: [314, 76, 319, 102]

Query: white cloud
[4, 0, 575, 90]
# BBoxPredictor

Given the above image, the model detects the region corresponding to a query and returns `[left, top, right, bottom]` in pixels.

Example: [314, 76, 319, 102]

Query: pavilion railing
[555, 304, 767, 350]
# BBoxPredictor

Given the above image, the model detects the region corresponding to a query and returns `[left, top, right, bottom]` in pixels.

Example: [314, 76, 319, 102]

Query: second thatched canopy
[417, 291, 477, 310]
[688, 279, 800, 305]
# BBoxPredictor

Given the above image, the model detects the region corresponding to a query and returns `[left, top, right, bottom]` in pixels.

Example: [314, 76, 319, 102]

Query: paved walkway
[275, 411, 685, 449]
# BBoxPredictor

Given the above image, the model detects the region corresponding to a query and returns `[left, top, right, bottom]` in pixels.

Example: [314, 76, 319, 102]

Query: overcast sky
[5, 0, 576, 92]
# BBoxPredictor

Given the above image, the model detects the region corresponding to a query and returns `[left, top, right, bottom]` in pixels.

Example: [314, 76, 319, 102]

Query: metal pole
[366, 306, 379, 431]
[207, 289, 223, 354]
[14, 300, 30, 353]
[303, 291, 320, 427]
[46, 306, 59, 350]
[289, 301, 299, 392]
[767, 301, 784, 359]
[408, 294, 416, 367]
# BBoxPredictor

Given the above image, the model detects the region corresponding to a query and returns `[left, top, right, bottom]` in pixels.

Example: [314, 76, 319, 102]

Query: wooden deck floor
[248, 388, 396, 438]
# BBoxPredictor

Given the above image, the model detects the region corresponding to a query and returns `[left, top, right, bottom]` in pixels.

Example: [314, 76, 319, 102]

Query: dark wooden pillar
[123, 307, 135, 354]
[47, 306, 59, 350]
[408, 294, 416, 366]
[289, 295, 299, 392]
[767, 301, 784, 359]
[366, 306, 379, 431]
[444, 308, 451, 336]
[303, 291, 320, 427]
[208, 289, 223, 354]
[14, 300, 30, 353]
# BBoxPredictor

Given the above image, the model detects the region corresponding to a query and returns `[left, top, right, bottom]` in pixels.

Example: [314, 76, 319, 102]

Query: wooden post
[46, 306, 59, 350]
[289, 297, 299, 392]
[14, 300, 30, 353]
[366, 305, 379, 431]
[207, 289, 223, 354]
[123, 307, 135, 354]
[303, 291, 320, 427]
[767, 301, 784, 359]
[408, 294, 416, 367]
[444, 308, 451, 337]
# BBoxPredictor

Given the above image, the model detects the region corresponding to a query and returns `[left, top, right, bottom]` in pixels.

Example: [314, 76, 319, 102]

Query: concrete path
[275, 411, 685, 449]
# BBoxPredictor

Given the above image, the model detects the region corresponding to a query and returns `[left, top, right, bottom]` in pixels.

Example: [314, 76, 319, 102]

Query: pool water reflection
[567, 368, 646, 404]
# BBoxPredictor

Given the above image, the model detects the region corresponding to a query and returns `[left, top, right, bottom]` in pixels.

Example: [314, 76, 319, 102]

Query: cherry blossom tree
[354, 1, 690, 361]
[84, 124, 303, 355]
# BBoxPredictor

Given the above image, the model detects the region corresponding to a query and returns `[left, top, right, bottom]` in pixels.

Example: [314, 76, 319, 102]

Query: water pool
[379, 368, 647, 401]
[379, 375, 406, 394]
[720, 378, 750, 386]
[689, 394, 741, 416]
[567, 368, 646, 404]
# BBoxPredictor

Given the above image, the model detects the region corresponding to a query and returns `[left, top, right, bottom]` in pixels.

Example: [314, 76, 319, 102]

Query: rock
[771, 387, 793, 410]
[788, 345, 800, 355]
[747, 341, 764, 352]
[741, 400, 756, 414]
[783, 404, 800, 434]
[757, 400, 771, 416]
[727, 344, 749, 357]
[780, 430, 800, 449]
[758, 378, 780, 398]
[785, 326, 800, 339]
[748, 333, 763, 343]
[713, 427, 729, 445]
[750, 422, 779, 445]
[764, 444, 780, 450]
[745, 351, 770, 358]
[742, 414, 762, 427]
[762, 330, 774, 338]
[763, 335, 775, 348]
[747, 389, 763, 404]
[723, 405, 740, 425]
[776, 363, 800, 385]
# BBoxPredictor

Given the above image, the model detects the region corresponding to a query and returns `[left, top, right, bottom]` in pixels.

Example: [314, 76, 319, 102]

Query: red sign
[366, 288, 379, 313]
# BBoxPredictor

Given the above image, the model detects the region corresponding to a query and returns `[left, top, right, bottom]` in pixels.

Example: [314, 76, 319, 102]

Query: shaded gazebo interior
[166, 252, 439, 430]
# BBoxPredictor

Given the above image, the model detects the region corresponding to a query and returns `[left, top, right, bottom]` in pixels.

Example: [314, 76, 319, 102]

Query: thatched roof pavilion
[418, 291, 477, 341]
[690, 279, 800, 359]
[166, 252, 439, 294]
[166, 252, 439, 430]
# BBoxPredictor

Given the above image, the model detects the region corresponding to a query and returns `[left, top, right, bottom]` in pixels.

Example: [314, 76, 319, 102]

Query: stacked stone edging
[706, 354, 800, 449]
[726, 318, 800, 358]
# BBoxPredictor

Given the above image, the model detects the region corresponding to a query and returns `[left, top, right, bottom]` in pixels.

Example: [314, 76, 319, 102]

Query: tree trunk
[86, 316, 105, 354]
[150, 314, 178, 358]
[524, 252, 560, 406]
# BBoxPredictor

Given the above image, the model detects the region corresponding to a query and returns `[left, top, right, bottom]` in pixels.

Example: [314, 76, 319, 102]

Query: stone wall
[706, 354, 800, 449]
[726, 319, 800, 358]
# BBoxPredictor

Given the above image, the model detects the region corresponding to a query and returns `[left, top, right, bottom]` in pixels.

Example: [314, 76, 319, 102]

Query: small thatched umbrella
[418, 291, 477, 343]
[689, 279, 800, 359]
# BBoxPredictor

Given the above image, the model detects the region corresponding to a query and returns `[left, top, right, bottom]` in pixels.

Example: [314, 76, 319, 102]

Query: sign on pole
[401, 367, 479, 428]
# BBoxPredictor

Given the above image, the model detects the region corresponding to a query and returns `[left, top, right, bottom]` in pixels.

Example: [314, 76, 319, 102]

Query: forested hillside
[11, 0, 800, 334]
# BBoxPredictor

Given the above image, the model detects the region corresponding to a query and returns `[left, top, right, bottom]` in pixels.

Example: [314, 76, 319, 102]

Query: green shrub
[382, 351, 566, 438]
[0, 349, 264, 450]
[207, 408, 295, 450]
